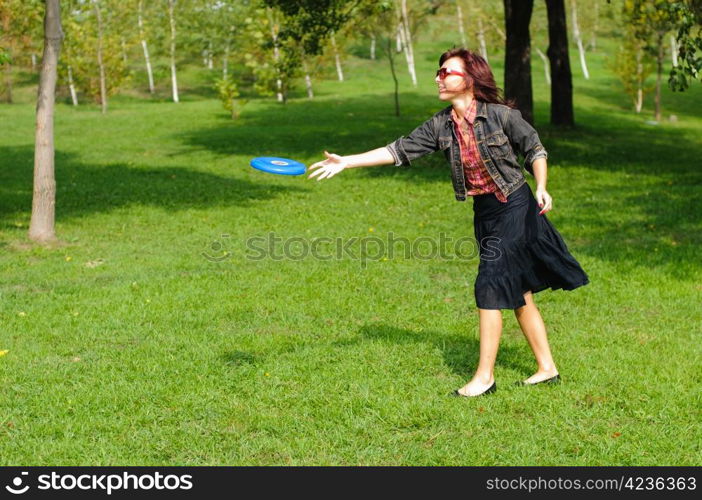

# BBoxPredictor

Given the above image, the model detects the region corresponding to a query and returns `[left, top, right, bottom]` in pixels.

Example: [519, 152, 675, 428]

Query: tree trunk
[207, 40, 213, 70]
[386, 38, 400, 117]
[3, 59, 11, 103]
[301, 51, 313, 99]
[535, 47, 551, 85]
[670, 34, 678, 67]
[93, 0, 107, 114]
[68, 65, 78, 105]
[31, 53, 37, 70]
[504, 0, 534, 124]
[654, 32, 664, 122]
[635, 46, 643, 113]
[267, 8, 284, 101]
[457, 4, 467, 46]
[331, 33, 344, 82]
[400, 0, 417, 87]
[370, 33, 376, 60]
[477, 17, 488, 62]
[571, 0, 589, 79]
[168, 0, 179, 103]
[121, 37, 128, 65]
[396, 23, 402, 53]
[546, 0, 574, 126]
[138, 0, 155, 94]
[590, 0, 599, 51]
[30, 0, 63, 244]
[223, 33, 231, 78]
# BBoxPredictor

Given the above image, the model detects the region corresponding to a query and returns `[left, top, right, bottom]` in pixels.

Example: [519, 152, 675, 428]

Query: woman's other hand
[535, 187, 553, 215]
[308, 151, 348, 181]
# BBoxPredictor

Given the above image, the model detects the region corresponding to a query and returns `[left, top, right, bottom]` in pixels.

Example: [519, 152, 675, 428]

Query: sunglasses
[436, 67, 468, 79]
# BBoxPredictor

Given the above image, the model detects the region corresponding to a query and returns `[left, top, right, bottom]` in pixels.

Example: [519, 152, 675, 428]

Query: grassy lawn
[1, 21, 701, 465]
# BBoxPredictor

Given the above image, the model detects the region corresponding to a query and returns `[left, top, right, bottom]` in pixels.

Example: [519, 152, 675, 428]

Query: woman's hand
[535, 187, 553, 215]
[308, 151, 349, 181]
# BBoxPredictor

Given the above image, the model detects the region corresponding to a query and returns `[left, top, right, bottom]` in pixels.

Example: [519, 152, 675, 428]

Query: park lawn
[0, 23, 701, 465]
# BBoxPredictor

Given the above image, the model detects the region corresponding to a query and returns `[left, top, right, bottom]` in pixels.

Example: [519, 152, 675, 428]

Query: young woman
[308, 48, 589, 397]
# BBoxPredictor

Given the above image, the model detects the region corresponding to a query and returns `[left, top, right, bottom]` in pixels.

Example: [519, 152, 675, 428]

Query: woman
[308, 48, 589, 397]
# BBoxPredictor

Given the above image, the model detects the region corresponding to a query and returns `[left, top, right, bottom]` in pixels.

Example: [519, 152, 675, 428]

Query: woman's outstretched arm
[307, 147, 395, 181]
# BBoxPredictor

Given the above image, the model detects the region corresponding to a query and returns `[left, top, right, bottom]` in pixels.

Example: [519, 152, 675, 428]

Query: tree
[30, 0, 63, 244]
[669, 0, 702, 91]
[610, 26, 654, 112]
[0, 0, 43, 103]
[628, 0, 680, 121]
[503, 0, 534, 124]
[167, 0, 179, 103]
[546, 0, 574, 126]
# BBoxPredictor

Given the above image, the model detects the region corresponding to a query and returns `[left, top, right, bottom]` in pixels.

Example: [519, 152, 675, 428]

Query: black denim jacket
[385, 101, 548, 201]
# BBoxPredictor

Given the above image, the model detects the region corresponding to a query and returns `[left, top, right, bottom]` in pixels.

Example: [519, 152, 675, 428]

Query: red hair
[439, 48, 513, 107]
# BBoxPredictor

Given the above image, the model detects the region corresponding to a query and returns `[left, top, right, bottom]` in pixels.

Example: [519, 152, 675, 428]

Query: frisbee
[250, 157, 306, 176]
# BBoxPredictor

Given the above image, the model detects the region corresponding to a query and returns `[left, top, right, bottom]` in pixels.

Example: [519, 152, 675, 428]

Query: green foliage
[214, 76, 247, 118]
[668, 0, 702, 91]
[60, 1, 131, 104]
[609, 27, 655, 111]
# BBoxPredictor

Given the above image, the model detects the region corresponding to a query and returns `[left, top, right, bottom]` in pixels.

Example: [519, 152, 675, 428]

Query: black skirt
[472, 182, 590, 309]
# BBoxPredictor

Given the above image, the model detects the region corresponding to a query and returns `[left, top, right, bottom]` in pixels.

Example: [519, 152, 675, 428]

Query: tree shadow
[0, 145, 305, 228]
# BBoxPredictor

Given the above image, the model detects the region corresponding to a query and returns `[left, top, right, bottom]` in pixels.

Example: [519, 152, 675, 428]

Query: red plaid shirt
[451, 101, 508, 203]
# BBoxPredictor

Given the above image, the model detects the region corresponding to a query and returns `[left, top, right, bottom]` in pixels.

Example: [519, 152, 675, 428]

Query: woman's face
[436, 56, 470, 101]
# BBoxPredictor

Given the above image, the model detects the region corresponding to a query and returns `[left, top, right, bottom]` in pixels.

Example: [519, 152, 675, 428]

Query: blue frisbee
[250, 157, 306, 176]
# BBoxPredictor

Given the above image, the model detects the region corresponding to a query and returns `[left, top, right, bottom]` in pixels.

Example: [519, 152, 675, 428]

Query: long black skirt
[472, 182, 589, 310]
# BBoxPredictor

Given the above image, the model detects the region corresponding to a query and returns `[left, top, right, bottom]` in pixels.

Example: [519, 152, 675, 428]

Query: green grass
[1, 22, 701, 465]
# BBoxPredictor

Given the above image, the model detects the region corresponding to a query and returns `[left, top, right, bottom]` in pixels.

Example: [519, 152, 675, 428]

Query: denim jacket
[385, 101, 548, 201]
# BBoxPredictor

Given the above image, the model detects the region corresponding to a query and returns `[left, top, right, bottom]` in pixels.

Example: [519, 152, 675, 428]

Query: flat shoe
[516, 374, 561, 386]
[452, 381, 496, 397]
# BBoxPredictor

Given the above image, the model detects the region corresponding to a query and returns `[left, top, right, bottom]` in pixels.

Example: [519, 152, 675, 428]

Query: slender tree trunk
[207, 40, 213, 70]
[331, 33, 344, 82]
[31, 54, 37, 70]
[168, 0, 179, 103]
[121, 37, 128, 65]
[30, 0, 63, 244]
[571, 0, 589, 79]
[370, 33, 376, 60]
[1, 13, 12, 102]
[590, 0, 599, 51]
[138, 0, 155, 94]
[386, 39, 400, 117]
[670, 34, 678, 67]
[535, 47, 551, 85]
[67, 65, 78, 105]
[457, 4, 467, 46]
[635, 45, 643, 113]
[546, 0, 574, 126]
[396, 23, 402, 52]
[223, 32, 231, 78]
[654, 32, 664, 122]
[400, 0, 417, 87]
[477, 17, 488, 62]
[504, 0, 534, 124]
[267, 8, 284, 101]
[3, 59, 11, 103]
[302, 55, 313, 99]
[93, 0, 107, 114]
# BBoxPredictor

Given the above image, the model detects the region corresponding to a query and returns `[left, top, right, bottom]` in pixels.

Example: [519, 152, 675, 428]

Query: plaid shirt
[451, 101, 508, 203]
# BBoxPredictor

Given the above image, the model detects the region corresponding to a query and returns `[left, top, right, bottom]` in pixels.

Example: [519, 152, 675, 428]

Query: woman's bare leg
[456, 308, 502, 396]
[514, 291, 559, 383]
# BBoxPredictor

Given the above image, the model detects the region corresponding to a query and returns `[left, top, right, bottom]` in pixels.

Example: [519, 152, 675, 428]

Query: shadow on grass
[355, 322, 534, 377]
[0, 145, 305, 228]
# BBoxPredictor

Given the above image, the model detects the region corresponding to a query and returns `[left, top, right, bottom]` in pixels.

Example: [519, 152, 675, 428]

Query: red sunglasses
[436, 67, 468, 79]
